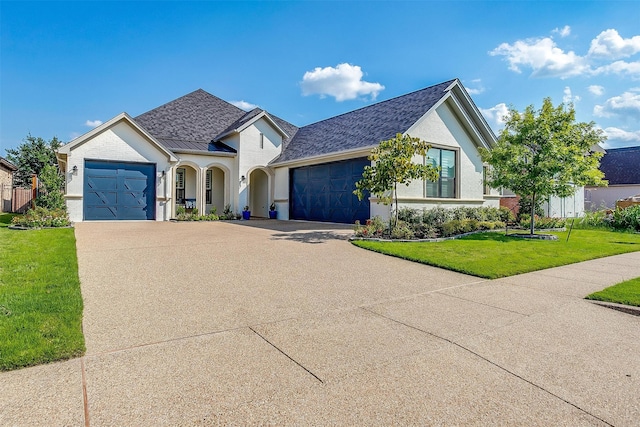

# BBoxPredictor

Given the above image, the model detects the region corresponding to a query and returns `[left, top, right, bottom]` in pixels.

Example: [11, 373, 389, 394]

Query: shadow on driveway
[230, 219, 353, 243]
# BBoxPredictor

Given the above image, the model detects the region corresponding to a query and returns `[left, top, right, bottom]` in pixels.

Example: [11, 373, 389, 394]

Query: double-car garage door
[84, 160, 156, 220]
[290, 158, 370, 224]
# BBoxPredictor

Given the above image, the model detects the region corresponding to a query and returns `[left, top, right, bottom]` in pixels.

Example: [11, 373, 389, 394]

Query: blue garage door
[84, 160, 156, 220]
[290, 158, 370, 224]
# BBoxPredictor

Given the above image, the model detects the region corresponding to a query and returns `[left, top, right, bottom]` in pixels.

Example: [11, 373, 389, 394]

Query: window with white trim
[205, 170, 212, 204]
[425, 148, 456, 198]
[175, 168, 185, 204]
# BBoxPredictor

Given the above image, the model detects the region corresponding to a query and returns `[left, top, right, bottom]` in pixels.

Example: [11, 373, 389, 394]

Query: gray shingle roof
[272, 79, 456, 164]
[133, 89, 246, 152]
[133, 89, 298, 154]
[600, 146, 640, 185]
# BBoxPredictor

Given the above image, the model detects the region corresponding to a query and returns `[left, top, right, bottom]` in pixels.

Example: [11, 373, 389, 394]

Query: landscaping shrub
[611, 205, 640, 231]
[390, 222, 415, 240]
[355, 206, 531, 239]
[575, 210, 611, 230]
[11, 206, 70, 228]
[354, 216, 388, 238]
[519, 214, 565, 230]
[175, 206, 220, 221]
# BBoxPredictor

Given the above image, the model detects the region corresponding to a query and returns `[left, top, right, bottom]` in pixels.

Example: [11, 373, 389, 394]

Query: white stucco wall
[273, 166, 290, 219]
[585, 185, 640, 210]
[235, 118, 282, 214]
[390, 100, 499, 218]
[63, 120, 174, 222]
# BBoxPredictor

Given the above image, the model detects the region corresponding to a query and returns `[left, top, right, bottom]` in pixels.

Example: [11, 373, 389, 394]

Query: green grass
[0, 213, 85, 371]
[352, 229, 640, 279]
[586, 277, 640, 307]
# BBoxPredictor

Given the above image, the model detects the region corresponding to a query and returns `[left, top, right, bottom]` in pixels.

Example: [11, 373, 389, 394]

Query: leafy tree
[354, 133, 440, 227]
[480, 98, 606, 234]
[35, 164, 66, 210]
[5, 134, 62, 187]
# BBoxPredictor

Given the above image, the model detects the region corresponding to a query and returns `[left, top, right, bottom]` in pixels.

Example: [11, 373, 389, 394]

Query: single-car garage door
[290, 158, 370, 224]
[84, 160, 156, 220]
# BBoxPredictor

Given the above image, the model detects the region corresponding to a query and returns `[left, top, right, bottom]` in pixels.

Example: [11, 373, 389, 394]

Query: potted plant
[242, 205, 251, 220]
[268, 202, 277, 219]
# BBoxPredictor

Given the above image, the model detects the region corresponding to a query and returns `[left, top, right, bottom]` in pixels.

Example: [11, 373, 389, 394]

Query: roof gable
[57, 113, 177, 161]
[272, 79, 458, 164]
[599, 146, 640, 185]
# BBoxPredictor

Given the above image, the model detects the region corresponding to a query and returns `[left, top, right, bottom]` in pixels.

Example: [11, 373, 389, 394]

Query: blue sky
[2, 1, 640, 156]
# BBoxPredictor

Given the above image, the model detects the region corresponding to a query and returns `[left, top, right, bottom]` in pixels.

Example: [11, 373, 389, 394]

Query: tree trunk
[530, 192, 536, 235]
[393, 181, 398, 229]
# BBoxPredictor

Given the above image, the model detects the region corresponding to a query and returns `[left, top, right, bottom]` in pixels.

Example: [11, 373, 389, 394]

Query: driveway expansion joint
[249, 327, 324, 384]
[361, 307, 615, 427]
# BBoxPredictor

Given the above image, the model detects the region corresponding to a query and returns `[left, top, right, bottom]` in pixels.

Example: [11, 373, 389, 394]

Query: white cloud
[480, 103, 509, 132]
[588, 29, 640, 59]
[491, 28, 640, 79]
[231, 100, 259, 111]
[588, 85, 605, 96]
[301, 63, 385, 101]
[602, 126, 640, 143]
[85, 119, 103, 128]
[562, 86, 581, 104]
[553, 25, 571, 38]
[489, 37, 589, 78]
[593, 60, 640, 78]
[69, 132, 81, 141]
[593, 89, 640, 119]
[465, 79, 485, 95]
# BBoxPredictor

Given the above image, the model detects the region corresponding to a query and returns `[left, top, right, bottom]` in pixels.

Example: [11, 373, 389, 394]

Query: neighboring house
[0, 156, 18, 212]
[585, 146, 640, 210]
[55, 79, 506, 223]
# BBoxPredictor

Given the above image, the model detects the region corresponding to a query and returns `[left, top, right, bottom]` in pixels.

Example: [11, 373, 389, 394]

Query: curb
[590, 300, 640, 317]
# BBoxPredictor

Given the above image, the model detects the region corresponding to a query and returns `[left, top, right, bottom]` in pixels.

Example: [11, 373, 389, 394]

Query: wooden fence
[1, 186, 34, 214]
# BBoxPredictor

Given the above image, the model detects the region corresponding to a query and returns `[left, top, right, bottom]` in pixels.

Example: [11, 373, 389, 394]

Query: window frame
[424, 147, 457, 199]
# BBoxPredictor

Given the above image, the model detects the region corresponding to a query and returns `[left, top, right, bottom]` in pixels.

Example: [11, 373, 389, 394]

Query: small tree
[354, 133, 440, 227]
[5, 134, 62, 187]
[35, 164, 66, 211]
[480, 98, 607, 234]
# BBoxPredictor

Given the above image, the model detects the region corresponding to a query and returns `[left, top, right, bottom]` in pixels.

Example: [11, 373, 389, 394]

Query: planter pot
[242, 211, 251, 220]
[268, 210, 277, 219]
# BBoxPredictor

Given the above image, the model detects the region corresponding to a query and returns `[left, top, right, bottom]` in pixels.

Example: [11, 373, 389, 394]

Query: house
[0, 156, 18, 212]
[585, 146, 640, 210]
[56, 78, 506, 223]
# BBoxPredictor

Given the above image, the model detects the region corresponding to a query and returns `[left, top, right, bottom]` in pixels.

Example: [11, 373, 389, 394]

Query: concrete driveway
[2, 220, 640, 426]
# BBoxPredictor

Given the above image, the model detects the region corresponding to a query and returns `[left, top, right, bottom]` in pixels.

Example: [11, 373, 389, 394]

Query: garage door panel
[86, 175, 118, 191]
[84, 161, 155, 221]
[290, 158, 370, 224]
[84, 206, 119, 220]
[84, 191, 118, 205]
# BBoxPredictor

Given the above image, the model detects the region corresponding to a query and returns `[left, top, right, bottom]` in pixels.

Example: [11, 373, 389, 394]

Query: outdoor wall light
[71, 165, 78, 175]
[241, 175, 246, 182]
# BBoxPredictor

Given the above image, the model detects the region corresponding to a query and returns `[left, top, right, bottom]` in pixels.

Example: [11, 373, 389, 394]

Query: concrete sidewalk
[1, 221, 639, 426]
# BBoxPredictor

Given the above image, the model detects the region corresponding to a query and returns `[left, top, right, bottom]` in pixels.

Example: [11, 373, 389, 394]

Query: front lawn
[586, 278, 640, 307]
[0, 214, 85, 371]
[352, 229, 640, 279]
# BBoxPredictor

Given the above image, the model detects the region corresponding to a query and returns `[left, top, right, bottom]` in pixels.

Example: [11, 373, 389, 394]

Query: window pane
[441, 178, 455, 198]
[426, 181, 438, 198]
[441, 150, 455, 179]
[426, 148, 440, 168]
